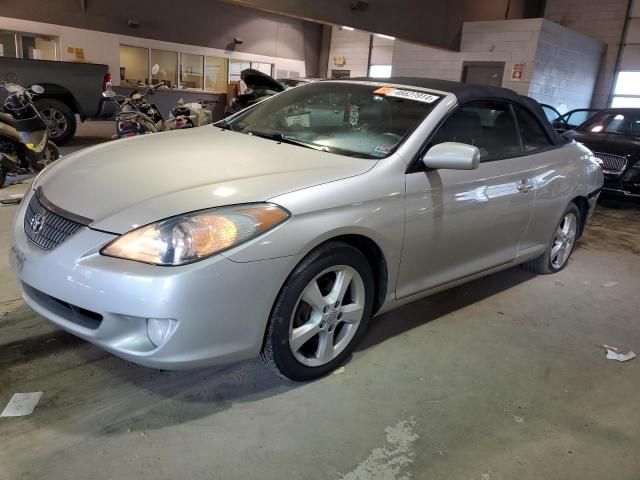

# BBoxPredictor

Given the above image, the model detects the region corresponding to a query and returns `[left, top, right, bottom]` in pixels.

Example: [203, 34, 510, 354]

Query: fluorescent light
[375, 33, 395, 40]
[341, 26, 355, 31]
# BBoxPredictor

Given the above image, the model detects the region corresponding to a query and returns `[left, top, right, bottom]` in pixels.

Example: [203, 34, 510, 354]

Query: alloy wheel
[551, 212, 577, 269]
[40, 108, 68, 138]
[289, 265, 366, 367]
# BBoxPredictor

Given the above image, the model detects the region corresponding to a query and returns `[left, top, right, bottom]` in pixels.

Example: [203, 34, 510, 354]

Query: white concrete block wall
[327, 26, 371, 77]
[529, 20, 604, 111]
[392, 18, 604, 107]
[544, 0, 629, 108]
[393, 19, 543, 96]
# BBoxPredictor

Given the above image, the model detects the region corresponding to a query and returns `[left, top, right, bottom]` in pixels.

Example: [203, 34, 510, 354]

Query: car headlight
[101, 204, 289, 265]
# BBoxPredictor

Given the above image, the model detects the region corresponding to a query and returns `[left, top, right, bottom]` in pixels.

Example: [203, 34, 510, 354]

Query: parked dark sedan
[564, 108, 640, 199]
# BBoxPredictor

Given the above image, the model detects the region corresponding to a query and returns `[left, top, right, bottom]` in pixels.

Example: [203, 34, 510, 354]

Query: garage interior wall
[544, 0, 630, 108]
[0, 16, 308, 86]
[392, 18, 604, 111]
[529, 20, 604, 110]
[392, 19, 545, 96]
[221, 0, 545, 50]
[326, 27, 372, 78]
[0, 0, 323, 75]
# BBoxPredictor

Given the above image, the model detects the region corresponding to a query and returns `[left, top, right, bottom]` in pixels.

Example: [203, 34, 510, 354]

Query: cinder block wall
[544, 0, 629, 108]
[392, 19, 545, 97]
[392, 18, 604, 111]
[530, 20, 605, 111]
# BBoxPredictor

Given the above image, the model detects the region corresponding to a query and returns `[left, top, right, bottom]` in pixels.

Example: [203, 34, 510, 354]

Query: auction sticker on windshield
[374, 87, 440, 104]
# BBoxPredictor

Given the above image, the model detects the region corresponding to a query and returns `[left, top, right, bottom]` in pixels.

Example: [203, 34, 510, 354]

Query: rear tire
[261, 242, 374, 381]
[36, 98, 76, 145]
[523, 203, 581, 274]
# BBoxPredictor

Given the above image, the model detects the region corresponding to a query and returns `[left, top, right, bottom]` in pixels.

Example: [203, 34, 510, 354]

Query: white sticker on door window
[374, 87, 440, 104]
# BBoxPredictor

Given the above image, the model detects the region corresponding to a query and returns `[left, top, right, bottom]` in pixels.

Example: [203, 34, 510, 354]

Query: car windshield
[579, 110, 640, 135]
[224, 82, 441, 159]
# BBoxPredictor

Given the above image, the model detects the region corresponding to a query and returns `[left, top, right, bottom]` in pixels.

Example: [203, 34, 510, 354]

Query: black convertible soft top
[344, 77, 564, 146]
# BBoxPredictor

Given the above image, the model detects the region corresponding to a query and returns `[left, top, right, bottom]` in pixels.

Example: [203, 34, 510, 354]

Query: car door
[562, 109, 599, 130]
[396, 100, 537, 298]
[512, 104, 594, 249]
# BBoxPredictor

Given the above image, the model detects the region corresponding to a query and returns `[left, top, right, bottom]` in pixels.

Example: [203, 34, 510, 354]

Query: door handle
[517, 180, 534, 193]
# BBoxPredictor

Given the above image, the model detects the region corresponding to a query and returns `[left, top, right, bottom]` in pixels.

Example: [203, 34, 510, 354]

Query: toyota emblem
[30, 213, 46, 234]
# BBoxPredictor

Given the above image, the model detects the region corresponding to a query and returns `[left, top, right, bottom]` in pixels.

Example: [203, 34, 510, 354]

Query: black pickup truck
[0, 57, 115, 144]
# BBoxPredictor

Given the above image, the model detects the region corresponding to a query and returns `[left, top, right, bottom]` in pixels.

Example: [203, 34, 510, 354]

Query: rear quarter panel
[522, 141, 603, 251]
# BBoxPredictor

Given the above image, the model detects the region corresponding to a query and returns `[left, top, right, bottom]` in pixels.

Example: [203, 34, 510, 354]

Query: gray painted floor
[1, 133, 639, 480]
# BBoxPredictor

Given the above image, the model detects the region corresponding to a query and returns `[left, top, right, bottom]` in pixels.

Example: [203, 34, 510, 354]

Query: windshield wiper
[216, 120, 235, 131]
[246, 130, 327, 152]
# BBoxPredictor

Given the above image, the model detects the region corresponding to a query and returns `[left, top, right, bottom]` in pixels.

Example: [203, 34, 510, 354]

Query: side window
[431, 100, 521, 161]
[513, 104, 553, 152]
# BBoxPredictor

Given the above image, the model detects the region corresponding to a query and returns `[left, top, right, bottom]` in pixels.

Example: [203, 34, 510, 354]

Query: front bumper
[602, 168, 640, 198]
[11, 190, 300, 369]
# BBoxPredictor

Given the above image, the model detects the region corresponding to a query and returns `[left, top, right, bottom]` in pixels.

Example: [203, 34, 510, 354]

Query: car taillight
[102, 73, 112, 92]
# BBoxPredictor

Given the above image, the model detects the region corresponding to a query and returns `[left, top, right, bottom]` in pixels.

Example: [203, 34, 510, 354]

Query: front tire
[261, 242, 374, 381]
[523, 203, 580, 274]
[34, 141, 60, 171]
[36, 99, 76, 145]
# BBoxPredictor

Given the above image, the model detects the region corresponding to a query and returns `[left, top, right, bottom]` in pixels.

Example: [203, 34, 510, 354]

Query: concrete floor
[1, 129, 640, 480]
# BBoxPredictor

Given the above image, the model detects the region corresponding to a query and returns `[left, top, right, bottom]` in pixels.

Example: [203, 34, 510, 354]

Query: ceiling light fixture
[375, 33, 396, 40]
[341, 26, 355, 31]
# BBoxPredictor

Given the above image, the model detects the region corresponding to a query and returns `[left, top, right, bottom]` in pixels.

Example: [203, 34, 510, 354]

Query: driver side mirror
[31, 84, 45, 94]
[422, 142, 480, 170]
[102, 90, 117, 98]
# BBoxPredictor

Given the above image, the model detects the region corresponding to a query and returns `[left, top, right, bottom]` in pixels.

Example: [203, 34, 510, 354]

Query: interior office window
[151, 49, 178, 88]
[180, 53, 204, 90]
[251, 62, 273, 76]
[205, 56, 228, 93]
[229, 60, 251, 82]
[0, 31, 17, 58]
[21, 34, 56, 60]
[431, 101, 521, 161]
[513, 104, 552, 152]
[611, 72, 640, 107]
[369, 65, 392, 78]
[120, 45, 149, 86]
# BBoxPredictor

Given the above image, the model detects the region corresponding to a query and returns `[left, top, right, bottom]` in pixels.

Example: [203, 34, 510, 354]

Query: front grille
[22, 282, 103, 330]
[24, 192, 84, 250]
[594, 152, 628, 175]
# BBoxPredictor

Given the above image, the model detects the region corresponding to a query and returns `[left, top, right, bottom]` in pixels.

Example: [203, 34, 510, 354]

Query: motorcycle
[103, 81, 167, 138]
[167, 98, 215, 129]
[0, 82, 60, 188]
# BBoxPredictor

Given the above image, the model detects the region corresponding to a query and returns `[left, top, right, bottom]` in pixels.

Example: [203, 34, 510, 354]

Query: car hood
[241, 69, 284, 93]
[38, 126, 377, 234]
[564, 130, 640, 157]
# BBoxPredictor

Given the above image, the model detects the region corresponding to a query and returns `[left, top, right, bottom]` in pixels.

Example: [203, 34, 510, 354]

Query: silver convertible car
[10, 78, 603, 381]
